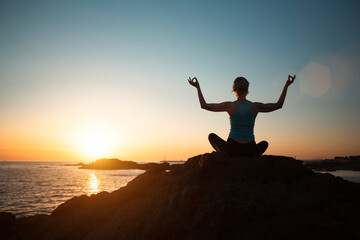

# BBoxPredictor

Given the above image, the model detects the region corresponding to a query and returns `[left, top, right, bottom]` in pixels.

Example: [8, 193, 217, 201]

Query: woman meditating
[188, 75, 296, 157]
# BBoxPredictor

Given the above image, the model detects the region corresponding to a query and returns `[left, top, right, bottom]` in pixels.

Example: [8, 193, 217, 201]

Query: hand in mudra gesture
[286, 74, 296, 87]
[188, 77, 200, 89]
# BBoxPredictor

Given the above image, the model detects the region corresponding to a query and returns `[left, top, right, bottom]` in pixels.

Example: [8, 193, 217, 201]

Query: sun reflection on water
[88, 173, 99, 195]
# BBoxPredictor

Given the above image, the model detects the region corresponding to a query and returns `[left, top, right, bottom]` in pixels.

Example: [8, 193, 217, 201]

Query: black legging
[208, 133, 268, 157]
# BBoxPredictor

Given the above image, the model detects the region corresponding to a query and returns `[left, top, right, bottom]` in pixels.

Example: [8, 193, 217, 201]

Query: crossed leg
[209, 133, 269, 157]
[208, 133, 227, 152]
[255, 141, 268, 157]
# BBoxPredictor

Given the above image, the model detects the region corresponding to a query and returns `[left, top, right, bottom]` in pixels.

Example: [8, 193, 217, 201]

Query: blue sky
[0, 0, 359, 161]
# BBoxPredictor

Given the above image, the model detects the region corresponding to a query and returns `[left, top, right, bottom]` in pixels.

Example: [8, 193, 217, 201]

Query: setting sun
[78, 127, 114, 159]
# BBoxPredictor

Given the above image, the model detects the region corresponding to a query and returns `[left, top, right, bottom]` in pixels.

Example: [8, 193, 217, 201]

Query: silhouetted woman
[188, 75, 296, 157]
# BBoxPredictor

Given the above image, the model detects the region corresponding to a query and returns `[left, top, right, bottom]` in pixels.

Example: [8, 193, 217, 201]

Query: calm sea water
[0, 162, 144, 217]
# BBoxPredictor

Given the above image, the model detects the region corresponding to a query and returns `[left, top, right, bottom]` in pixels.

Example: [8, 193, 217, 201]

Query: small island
[67, 158, 170, 170]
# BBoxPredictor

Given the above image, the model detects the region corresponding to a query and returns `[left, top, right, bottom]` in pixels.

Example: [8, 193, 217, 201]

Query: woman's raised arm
[252, 75, 296, 114]
[188, 77, 235, 113]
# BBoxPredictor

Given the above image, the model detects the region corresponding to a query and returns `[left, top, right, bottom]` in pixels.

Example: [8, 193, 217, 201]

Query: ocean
[317, 170, 360, 183]
[0, 161, 144, 217]
[1, 162, 360, 218]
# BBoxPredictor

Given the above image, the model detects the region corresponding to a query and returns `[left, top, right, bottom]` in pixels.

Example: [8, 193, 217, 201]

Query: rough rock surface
[3, 152, 360, 240]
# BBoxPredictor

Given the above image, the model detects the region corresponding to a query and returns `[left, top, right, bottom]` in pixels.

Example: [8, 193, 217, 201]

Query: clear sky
[1, 0, 359, 162]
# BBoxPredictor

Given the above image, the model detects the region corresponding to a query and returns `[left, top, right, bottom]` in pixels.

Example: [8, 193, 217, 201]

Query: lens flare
[298, 62, 332, 98]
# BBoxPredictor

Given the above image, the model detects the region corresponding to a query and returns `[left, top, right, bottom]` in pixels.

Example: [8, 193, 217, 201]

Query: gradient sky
[1, 0, 359, 162]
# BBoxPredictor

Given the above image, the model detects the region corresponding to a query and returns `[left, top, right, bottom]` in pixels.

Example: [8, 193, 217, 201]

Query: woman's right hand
[188, 77, 200, 89]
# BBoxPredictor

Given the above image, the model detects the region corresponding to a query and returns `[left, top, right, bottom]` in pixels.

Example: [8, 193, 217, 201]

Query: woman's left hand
[188, 77, 200, 89]
[286, 74, 296, 87]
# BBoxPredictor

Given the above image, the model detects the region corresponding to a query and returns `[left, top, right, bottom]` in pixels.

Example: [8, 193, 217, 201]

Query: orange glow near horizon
[0, 74, 359, 162]
[0, 118, 359, 162]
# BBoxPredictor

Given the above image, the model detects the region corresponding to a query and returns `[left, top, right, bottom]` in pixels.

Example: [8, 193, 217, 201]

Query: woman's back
[229, 101, 257, 141]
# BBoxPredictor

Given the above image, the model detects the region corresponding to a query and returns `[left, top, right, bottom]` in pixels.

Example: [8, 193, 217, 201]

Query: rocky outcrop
[4, 152, 360, 240]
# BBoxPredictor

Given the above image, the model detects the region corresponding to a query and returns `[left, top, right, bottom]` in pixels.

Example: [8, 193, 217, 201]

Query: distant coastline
[304, 155, 360, 171]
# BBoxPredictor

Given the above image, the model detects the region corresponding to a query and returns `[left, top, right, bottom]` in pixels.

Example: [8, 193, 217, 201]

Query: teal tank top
[228, 101, 257, 141]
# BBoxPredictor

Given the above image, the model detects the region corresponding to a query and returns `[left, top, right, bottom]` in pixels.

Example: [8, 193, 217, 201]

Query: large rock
[0, 212, 16, 239]
[5, 153, 360, 239]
